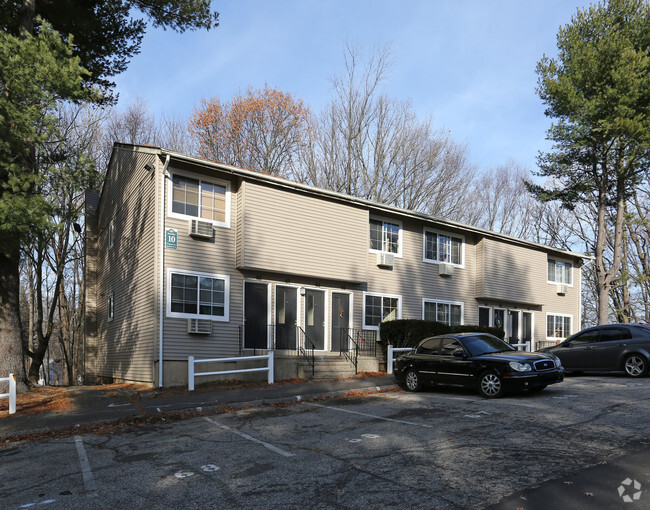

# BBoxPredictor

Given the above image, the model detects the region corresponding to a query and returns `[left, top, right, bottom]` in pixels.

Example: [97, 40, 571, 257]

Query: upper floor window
[369, 218, 401, 254]
[423, 299, 463, 326]
[108, 293, 114, 322]
[548, 258, 572, 285]
[363, 292, 401, 329]
[424, 230, 463, 265]
[170, 173, 230, 227]
[167, 268, 230, 321]
[108, 219, 115, 249]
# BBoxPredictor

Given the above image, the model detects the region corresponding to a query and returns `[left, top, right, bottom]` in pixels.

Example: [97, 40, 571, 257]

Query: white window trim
[166, 268, 230, 321]
[167, 170, 231, 228]
[369, 216, 403, 258]
[545, 312, 573, 341]
[108, 219, 115, 249]
[422, 298, 465, 325]
[422, 228, 465, 268]
[108, 293, 114, 322]
[547, 257, 574, 287]
[363, 291, 402, 331]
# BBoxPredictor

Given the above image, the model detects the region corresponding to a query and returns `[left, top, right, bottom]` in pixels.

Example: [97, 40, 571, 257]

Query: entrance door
[508, 310, 520, 346]
[276, 286, 297, 349]
[522, 312, 533, 350]
[305, 289, 325, 350]
[331, 293, 350, 352]
[244, 282, 268, 349]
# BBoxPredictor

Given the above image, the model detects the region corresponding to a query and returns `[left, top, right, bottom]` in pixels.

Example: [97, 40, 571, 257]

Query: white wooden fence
[387, 346, 413, 375]
[0, 373, 16, 414]
[188, 352, 274, 391]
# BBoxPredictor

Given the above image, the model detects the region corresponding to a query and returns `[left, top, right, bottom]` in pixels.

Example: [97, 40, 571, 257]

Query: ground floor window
[423, 299, 463, 326]
[547, 313, 571, 340]
[167, 268, 229, 321]
[364, 292, 401, 329]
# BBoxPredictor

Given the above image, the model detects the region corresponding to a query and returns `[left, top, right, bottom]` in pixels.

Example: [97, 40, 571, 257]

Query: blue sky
[114, 0, 594, 172]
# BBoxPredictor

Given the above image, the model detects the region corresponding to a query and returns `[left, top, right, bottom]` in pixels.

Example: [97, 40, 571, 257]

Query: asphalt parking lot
[1, 376, 650, 509]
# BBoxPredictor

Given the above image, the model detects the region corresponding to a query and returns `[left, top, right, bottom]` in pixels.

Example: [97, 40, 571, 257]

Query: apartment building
[85, 144, 586, 387]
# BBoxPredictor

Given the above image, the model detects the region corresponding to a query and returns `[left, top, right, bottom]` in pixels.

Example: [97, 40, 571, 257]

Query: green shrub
[378, 319, 506, 351]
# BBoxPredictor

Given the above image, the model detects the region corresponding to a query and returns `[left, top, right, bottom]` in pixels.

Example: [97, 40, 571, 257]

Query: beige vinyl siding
[91, 146, 158, 383]
[365, 219, 477, 325]
[543, 263, 581, 337]
[239, 181, 368, 283]
[162, 167, 243, 359]
[476, 237, 546, 306]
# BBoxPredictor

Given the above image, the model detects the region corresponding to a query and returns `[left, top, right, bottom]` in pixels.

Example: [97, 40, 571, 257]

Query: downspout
[159, 155, 171, 387]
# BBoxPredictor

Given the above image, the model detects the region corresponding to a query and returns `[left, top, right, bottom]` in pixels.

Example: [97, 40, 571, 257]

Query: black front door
[331, 293, 350, 352]
[305, 289, 325, 350]
[508, 311, 519, 346]
[276, 286, 297, 349]
[244, 282, 268, 349]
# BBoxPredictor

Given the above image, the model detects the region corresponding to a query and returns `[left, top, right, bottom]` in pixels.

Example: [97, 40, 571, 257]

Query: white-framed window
[363, 292, 401, 330]
[546, 313, 572, 340]
[168, 171, 231, 228]
[548, 258, 572, 285]
[166, 268, 230, 321]
[423, 229, 464, 266]
[422, 299, 464, 326]
[108, 293, 114, 322]
[369, 218, 402, 255]
[108, 219, 115, 249]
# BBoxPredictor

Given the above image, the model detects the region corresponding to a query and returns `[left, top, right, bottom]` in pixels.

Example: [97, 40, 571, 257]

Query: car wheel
[404, 369, 422, 392]
[529, 385, 547, 393]
[478, 372, 503, 398]
[624, 354, 648, 378]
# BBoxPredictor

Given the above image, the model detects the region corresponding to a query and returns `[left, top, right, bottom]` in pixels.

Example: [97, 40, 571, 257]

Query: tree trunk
[0, 246, 28, 392]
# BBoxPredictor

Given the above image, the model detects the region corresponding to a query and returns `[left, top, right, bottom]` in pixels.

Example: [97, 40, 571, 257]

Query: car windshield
[461, 334, 515, 356]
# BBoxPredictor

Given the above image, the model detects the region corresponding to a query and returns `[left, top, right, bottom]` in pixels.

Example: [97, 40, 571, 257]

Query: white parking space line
[203, 417, 295, 458]
[303, 402, 433, 428]
[74, 436, 97, 496]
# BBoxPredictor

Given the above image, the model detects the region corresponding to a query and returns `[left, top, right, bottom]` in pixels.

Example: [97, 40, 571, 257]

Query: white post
[387, 346, 394, 375]
[188, 356, 195, 391]
[9, 373, 15, 415]
[268, 351, 274, 384]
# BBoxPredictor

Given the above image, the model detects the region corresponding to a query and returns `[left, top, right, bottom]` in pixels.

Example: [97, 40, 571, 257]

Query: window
[363, 292, 401, 329]
[416, 338, 440, 355]
[167, 269, 229, 321]
[548, 258, 572, 285]
[547, 314, 571, 339]
[170, 173, 230, 227]
[439, 338, 463, 356]
[369, 219, 401, 254]
[423, 300, 463, 326]
[108, 293, 114, 322]
[108, 219, 115, 249]
[424, 230, 463, 265]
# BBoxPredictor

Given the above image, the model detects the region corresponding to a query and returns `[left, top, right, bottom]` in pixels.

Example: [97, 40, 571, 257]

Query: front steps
[297, 352, 384, 381]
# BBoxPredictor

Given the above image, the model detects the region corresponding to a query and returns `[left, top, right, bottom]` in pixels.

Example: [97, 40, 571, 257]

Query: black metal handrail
[297, 326, 315, 376]
[340, 329, 359, 374]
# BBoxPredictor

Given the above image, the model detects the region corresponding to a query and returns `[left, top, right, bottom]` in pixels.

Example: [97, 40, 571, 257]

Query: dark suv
[539, 324, 650, 377]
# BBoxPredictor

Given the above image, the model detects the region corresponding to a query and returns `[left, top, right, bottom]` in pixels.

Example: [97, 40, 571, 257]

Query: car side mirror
[452, 349, 467, 359]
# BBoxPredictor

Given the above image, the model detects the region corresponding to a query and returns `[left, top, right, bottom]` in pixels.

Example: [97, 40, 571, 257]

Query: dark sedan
[539, 324, 650, 377]
[393, 333, 564, 398]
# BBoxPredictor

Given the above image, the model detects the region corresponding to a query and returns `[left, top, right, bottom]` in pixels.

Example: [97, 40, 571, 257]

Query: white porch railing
[188, 352, 274, 391]
[0, 373, 16, 414]
[512, 342, 531, 351]
[387, 346, 413, 375]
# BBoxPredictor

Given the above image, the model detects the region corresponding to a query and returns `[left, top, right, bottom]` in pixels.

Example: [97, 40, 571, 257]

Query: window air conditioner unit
[556, 284, 568, 295]
[439, 263, 454, 276]
[189, 219, 213, 239]
[377, 252, 394, 267]
[188, 319, 212, 335]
